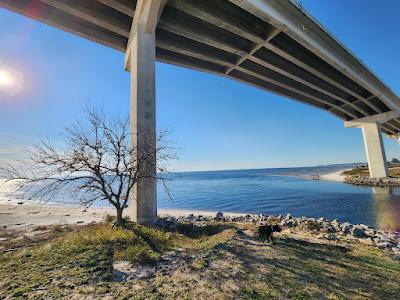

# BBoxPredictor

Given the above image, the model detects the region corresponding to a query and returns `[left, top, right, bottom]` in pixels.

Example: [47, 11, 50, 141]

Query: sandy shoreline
[320, 169, 347, 182]
[281, 169, 348, 182]
[0, 202, 248, 230]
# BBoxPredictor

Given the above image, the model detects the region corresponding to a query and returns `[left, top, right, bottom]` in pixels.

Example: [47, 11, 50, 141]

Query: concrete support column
[345, 111, 398, 179]
[129, 21, 157, 225]
[360, 123, 388, 179]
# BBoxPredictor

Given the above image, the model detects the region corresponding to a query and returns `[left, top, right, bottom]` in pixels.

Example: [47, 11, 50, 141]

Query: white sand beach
[320, 169, 347, 182]
[0, 201, 247, 231]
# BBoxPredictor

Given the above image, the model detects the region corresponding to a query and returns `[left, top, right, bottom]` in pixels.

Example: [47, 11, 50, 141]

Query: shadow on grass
[220, 231, 400, 299]
[163, 222, 235, 239]
[178, 223, 234, 238]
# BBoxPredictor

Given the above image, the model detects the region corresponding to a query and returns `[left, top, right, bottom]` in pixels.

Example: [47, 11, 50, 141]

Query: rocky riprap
[344, 175, 400, 187]
[157, 212, 400, 255]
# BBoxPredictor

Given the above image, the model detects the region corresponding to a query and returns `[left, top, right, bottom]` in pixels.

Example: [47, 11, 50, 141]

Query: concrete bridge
[1, 0, 400, 224]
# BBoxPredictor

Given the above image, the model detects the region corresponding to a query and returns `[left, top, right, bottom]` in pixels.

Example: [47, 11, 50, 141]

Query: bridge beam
[126, 0, 165, 225]
[345, 112, 400, 178]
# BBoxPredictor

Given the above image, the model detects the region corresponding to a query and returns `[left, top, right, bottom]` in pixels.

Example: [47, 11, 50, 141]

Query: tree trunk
[115, 207, 124, 227]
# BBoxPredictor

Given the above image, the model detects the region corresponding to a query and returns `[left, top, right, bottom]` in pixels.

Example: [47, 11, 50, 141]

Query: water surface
[1, 165, 399, 230]
[158, 166, 400, 231]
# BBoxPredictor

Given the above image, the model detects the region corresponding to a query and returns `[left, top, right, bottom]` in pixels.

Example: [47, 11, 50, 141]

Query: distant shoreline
[272, 168, 348, 182]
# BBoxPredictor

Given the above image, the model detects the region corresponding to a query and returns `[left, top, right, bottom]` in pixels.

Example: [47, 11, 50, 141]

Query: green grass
[343, 165, 400, 177]
[0, 223, 172, 298]
[0, 222, 399, 299]
[231, 234, 400, 300]
[342, 166, 369, 176]
[0, 221, 235, 298]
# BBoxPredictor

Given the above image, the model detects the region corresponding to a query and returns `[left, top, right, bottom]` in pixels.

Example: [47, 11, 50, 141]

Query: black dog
[258, 224, 282, 244]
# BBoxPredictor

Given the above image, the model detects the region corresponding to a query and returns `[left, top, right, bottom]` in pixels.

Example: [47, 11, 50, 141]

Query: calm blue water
[2, 165, 399, 230]
[157, 166, 400, 231]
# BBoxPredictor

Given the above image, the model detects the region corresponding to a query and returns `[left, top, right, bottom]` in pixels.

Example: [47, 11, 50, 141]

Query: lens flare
[0, 70, 14, 86]
[0, 67, 23, 96]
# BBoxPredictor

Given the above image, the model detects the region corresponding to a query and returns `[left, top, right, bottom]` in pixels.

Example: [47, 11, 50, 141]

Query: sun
[0, 69, 15, 87]
[0, 67, 23, 96]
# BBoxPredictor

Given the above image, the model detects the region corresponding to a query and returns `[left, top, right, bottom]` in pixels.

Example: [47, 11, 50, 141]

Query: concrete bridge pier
[359, 122, 388, 178]
[126, 0, 166, 225]
[345, 111, 399, 179]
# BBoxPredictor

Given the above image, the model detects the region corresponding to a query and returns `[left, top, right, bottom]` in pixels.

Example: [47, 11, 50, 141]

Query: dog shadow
[234, 228, 274, 246]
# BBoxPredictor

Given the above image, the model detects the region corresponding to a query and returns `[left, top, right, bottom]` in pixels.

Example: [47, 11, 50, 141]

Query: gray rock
[345, 175, 400, 187]
[186, 214, 195, 220]
[258, 213, 267, 221]
[377, 241, 395, 248]
[195, 215, 204, 221]
[285, 213, 292, 220]
[350, 227, 369, 238]
[282, 219, 296, 228]
[373, 237, 381, 244]
[387, 233, 399, 240]
[365, 229, 376, 237]
[326, 233, 336, 241]
[322, 224, 335, 233]
[392, 247, 400, 254]
[215, 212, 224, 220]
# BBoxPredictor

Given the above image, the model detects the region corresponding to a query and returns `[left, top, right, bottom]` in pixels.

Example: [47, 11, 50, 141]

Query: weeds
[33, 225, 48, 231]
[51, 224, 64, 233]
[104, 214, 115, 223]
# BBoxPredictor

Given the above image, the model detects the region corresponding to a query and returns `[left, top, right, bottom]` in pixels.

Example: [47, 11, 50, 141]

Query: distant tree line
[390, 158, 400, 164]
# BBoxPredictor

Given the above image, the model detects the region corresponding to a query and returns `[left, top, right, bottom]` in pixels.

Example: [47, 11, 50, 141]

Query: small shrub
[125, 222, 171, 252]
[12, 286, 30, 298]
[65, 224, 138, 248]
[104, 214, 115, 223]
[301, 220, 321, 231]
[175, 223, 227, 238]
[33, 225, 48, 231]
[120, 244, 160, 265]
[265, 217, 280, 225]
[51, 224, 64, 233]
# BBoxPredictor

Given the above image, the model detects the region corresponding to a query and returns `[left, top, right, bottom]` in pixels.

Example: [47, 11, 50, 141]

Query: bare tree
[0, 106, 177, 227]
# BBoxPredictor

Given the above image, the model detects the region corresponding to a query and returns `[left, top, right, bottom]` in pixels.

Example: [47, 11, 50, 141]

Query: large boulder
[321, 223, 335, 233]
[350, 226, 369, 238]
[186, 214, 195, 221]
[340, 222, 352, 234]
[215, 211, 224, 221]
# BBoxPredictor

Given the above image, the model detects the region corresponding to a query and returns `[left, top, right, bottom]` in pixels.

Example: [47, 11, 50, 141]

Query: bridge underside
[2, 0, 400, 223]
[2, 0, 400, 135]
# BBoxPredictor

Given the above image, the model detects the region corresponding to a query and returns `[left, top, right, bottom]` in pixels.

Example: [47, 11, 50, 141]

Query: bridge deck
[2, 0, 400, 135]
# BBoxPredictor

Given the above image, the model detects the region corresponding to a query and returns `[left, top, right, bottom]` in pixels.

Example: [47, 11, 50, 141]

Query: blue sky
[0, 0, 400, 171]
